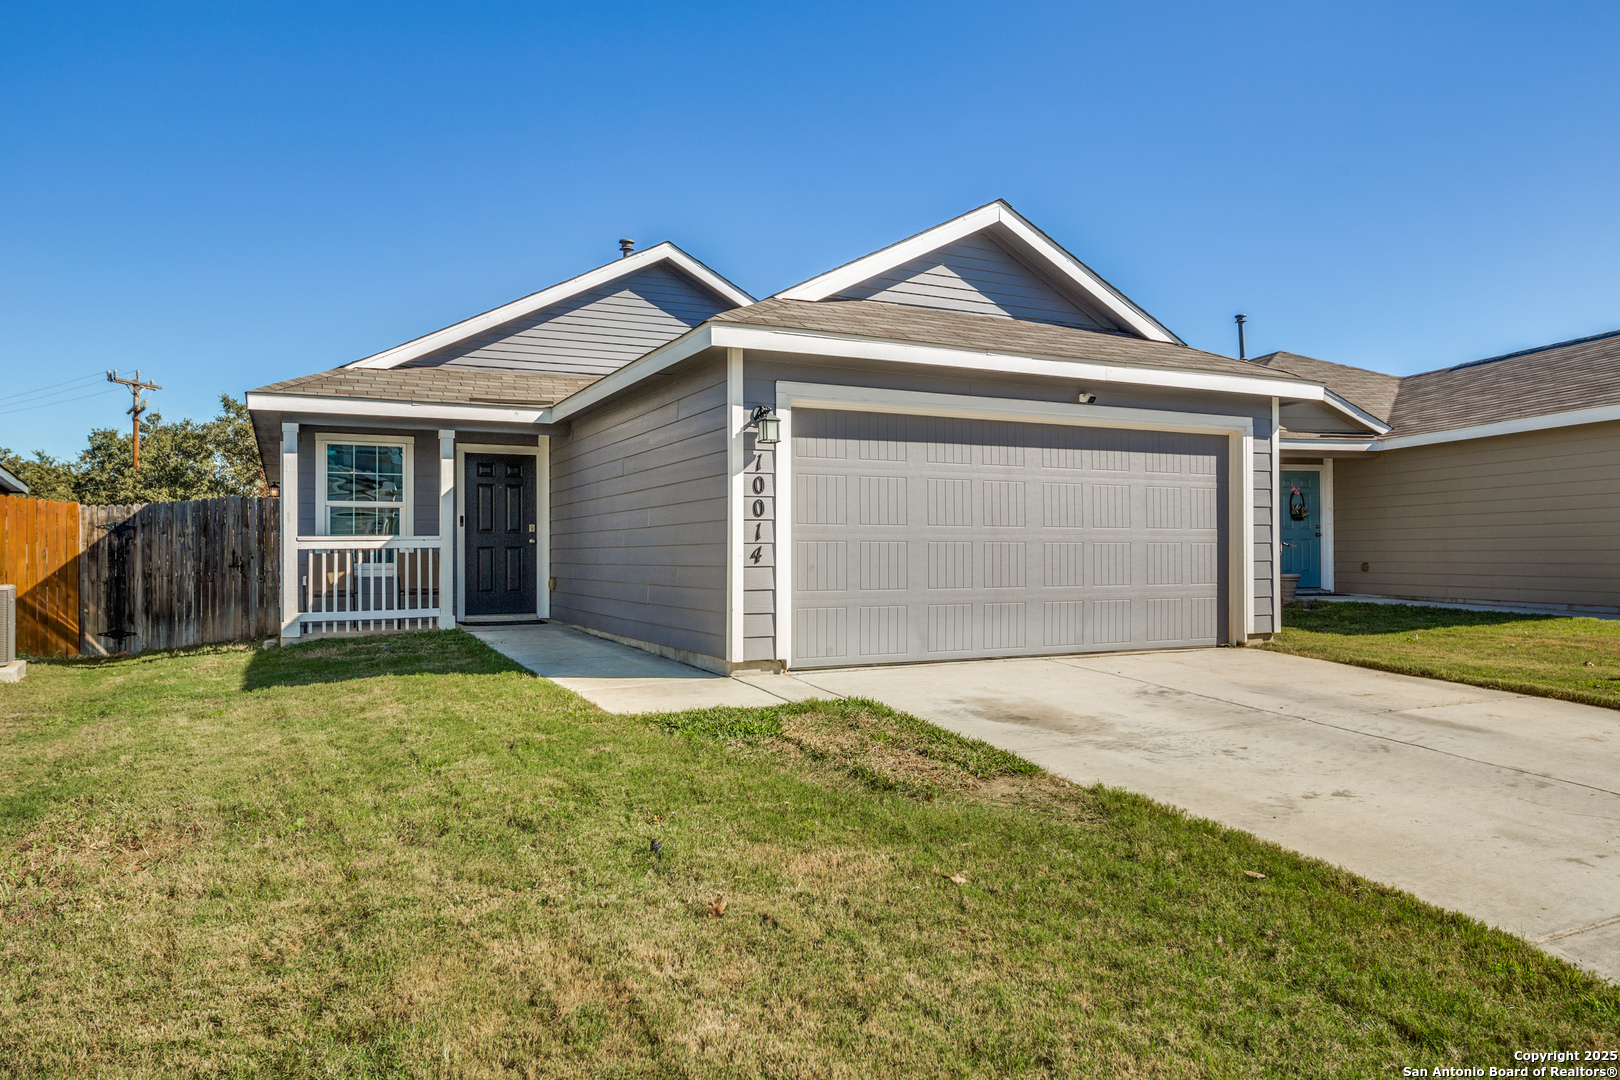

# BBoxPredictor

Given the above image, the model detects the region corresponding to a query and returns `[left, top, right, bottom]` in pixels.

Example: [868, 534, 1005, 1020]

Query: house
[1257, 331, 1620, 612]
[0, 465, 28, 496]
[252, 199, 1606, 674]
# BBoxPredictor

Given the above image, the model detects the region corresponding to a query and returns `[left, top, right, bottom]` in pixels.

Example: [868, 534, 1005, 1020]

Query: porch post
[438, 429, 455, 629]
[279, 422, 301, 643]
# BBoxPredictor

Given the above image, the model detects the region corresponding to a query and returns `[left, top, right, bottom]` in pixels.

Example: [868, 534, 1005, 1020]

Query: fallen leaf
[1243, 870, 1266, 879]
[707, 895, 727, 918]
[950, 874, 968, 885]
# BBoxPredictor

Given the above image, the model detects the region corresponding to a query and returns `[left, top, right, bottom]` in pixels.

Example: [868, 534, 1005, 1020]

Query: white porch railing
[293, 536, 445, 636]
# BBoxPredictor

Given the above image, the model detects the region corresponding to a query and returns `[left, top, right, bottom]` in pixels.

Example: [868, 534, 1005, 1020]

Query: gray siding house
[257, 200, 1568, 673]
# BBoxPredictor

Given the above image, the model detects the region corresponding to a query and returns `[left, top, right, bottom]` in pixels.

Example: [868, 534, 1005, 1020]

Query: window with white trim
[317, 436, 412, 536]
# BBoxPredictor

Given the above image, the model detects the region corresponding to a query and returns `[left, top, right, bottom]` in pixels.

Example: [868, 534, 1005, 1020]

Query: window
[317, 437, 412, 536]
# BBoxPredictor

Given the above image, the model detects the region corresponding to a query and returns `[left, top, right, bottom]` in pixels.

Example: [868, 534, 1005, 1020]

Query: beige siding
[1334, 421, 1620, 610]
[549, 356, 730, 661]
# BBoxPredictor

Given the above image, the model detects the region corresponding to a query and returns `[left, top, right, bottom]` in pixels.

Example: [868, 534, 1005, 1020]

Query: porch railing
[294, 536, 444, 636]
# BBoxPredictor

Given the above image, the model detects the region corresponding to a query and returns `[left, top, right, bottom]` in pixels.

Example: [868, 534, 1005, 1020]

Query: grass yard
[1265, 601, 1620, 709]
[0, 632, 1614, 1078]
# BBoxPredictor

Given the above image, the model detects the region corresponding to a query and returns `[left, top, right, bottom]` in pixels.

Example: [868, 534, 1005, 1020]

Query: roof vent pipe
[619, 239, 635, 258]
[1234, 313, 1248, 361]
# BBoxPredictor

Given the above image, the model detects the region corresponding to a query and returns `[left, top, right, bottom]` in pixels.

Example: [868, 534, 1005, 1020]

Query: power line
[1, 371, 105, 407]
[0, 387, 119, 418]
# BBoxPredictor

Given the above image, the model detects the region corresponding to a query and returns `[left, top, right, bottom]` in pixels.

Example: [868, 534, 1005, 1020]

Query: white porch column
[279, 422, 301, 643]
[437, 430, 456, 628]
[438, 429, 455, 629]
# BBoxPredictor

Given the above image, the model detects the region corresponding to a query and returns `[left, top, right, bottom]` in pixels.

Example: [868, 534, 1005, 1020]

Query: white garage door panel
[790, 410, 1227, 668]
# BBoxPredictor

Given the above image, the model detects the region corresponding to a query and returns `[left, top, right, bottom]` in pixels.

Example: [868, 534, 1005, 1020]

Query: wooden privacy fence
[0, 497, 81, 656]
[0, 495, 281, 657]
[80, 498, 281, 655]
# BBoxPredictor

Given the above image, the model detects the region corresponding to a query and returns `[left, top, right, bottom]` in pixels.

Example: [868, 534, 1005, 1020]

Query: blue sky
[3, 1, 1618, 457]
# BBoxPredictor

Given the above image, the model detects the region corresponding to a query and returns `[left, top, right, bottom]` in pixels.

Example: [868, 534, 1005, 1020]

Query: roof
[1387, 329, 1620, 437]
[344, 242, 753, 371]
[1250, 351, 1402, 423]
[773, 200, 1184, 345]
[711, 297, 1308, 384]
[251, 365, 599, 407]
[0, 463, 28, 495]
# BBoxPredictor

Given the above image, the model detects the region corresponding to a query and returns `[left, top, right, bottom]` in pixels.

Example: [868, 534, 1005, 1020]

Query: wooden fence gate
[0, 497, 81, 656]
[80, 498, 281, 655]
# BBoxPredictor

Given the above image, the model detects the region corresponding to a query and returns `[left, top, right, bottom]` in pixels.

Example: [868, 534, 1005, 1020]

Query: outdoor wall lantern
[1289, 486, 1310, 521]
[749, 405, 781, 444]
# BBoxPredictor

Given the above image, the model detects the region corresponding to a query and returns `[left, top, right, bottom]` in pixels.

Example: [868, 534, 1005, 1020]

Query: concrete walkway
[466, 623, 1620, 981]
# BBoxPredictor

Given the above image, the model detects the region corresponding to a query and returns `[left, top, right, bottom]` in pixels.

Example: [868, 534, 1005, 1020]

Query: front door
[1280, 470, 1321, 589]
[463, 453, 538, 616]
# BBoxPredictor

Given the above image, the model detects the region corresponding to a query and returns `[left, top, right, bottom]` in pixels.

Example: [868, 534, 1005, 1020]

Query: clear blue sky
[4, 1, 1618, 457]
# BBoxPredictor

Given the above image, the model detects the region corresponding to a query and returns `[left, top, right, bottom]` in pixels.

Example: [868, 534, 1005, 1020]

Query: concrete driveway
[469, 625, 1620, 981]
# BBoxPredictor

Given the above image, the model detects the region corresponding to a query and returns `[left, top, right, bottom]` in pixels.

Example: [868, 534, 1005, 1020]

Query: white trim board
[725, 348, 746, 664]
[550, 322, 1331, 424]
[1280, 403, 1620, 455]
[313, 431, 415, 538]
[769, 383, 1257, 666]
[772, 201, 1183, 345]
[246, 392, 554, 427]
[452, 440, 550, 623]
[1279, 461, 1334, 593]
[344, 243, 755, 371]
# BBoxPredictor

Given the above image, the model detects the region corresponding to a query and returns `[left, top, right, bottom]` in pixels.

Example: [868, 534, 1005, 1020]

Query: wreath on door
[1289, 486, 1310, 521]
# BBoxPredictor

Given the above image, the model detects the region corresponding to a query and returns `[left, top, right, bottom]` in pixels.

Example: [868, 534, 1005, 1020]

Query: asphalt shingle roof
[1249, 351, 1402, 424]
[710, 298, 1314, 385]
[251, 365, 600, 407]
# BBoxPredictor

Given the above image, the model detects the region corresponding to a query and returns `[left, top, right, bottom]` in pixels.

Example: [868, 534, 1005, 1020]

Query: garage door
[789, 410, 1227, 668]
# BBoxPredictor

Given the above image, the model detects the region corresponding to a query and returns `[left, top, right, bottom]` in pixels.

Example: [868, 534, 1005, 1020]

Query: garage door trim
[772, 381, 1256, 666]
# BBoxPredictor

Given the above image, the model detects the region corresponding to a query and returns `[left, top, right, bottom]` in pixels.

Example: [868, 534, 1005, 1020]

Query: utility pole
[106, 370, 162, 470]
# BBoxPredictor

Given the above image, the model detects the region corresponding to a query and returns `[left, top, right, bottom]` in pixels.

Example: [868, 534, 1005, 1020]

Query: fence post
[438, 429, 455, 630]
[280, 422, 301, 643]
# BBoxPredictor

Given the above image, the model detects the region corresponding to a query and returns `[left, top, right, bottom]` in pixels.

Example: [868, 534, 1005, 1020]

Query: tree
[0, 395, 266, 504]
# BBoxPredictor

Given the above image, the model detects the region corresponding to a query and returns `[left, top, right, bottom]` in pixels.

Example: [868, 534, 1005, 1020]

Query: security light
[749, 405, 781, 444]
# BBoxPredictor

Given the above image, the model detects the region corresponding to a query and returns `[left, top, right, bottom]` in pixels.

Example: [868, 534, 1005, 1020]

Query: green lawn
[1265, 601, 1620, 709]
[0, 632, 1614, 1077]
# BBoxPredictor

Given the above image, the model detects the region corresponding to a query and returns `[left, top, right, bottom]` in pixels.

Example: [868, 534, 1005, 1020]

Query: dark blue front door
[1281, 470, 1321, 589]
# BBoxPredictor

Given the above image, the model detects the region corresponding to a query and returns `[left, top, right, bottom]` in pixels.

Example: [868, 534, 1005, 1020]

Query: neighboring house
[1256, 331, 1620, 612]
[0, 465, 28, 496]
[252, 199, 1562, 674]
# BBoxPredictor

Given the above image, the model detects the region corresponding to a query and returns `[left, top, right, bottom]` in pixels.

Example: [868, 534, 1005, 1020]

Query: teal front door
[1281, 470, 1321, 589]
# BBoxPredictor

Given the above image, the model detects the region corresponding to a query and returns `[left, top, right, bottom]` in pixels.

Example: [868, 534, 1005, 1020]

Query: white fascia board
[550, 321, 1320, 422]
[1278, 438, 1378, 453]
[772, 201, 1180, 345]
[1322, 390, 1391, 434]
[245, 391, 552, 426]
[775, 381, 1254, 436]
[1376, 403, 1620, 450]
[345, 243, 754, 371]
[714, 324, 1316, 400]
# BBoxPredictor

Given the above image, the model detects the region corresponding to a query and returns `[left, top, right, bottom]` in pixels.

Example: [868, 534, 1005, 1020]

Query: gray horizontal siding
[833, 231, 1115, 331]
[1335, 421, 1620, 609]
[549, 356, 730, 661]
[407, 262, 735, 378]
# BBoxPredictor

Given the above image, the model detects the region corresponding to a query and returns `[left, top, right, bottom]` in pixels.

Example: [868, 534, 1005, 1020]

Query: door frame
[767, 381, 1258, 667]
[1279, 461, 1334, 593]
[453, 440, 549, 622]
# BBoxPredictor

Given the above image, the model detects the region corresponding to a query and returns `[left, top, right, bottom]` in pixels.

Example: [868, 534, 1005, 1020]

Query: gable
[832, 231, 1120, 332]
[402, 262, 734, 377]
[776, 201, 1181, 344]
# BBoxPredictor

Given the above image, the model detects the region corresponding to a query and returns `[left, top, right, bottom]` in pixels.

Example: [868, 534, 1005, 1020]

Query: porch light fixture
[749, 405, 781, 444]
